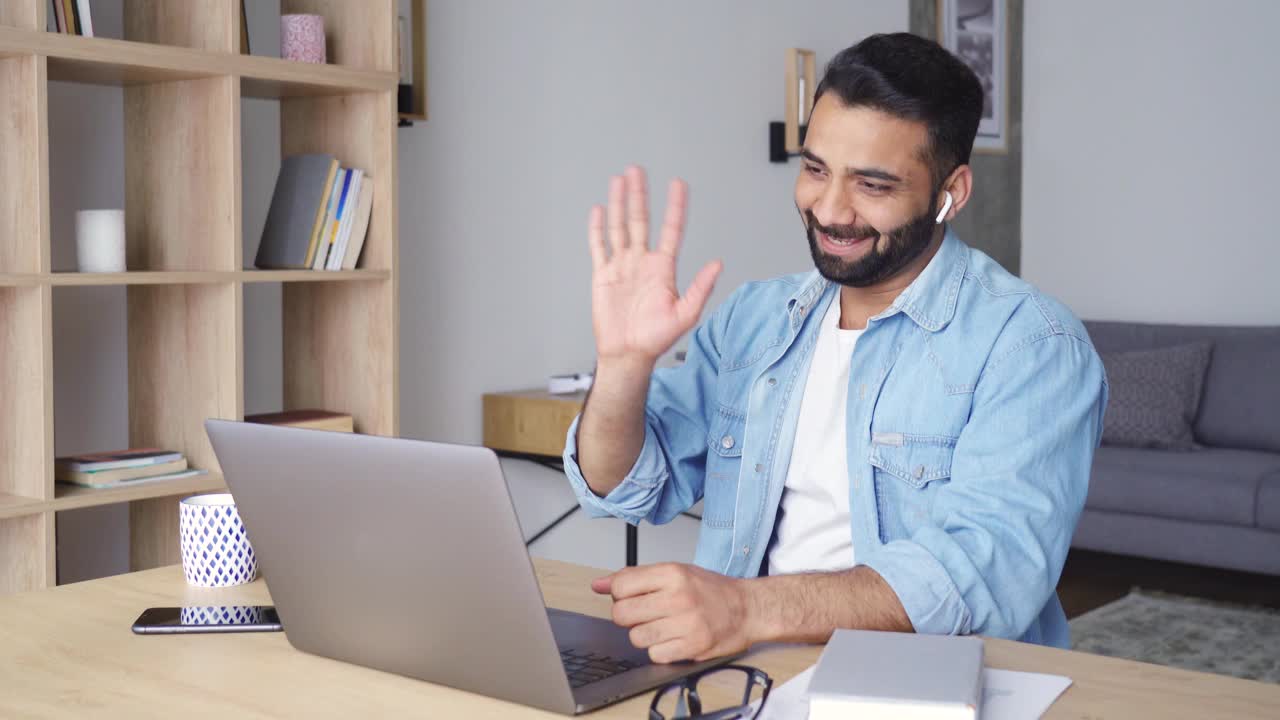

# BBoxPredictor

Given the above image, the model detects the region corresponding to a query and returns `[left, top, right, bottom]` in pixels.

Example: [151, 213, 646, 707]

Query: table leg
[626, 524, 638, 567]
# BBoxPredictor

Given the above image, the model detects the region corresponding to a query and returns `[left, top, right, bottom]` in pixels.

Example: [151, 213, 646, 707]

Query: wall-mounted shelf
[0, 0, 405, 594]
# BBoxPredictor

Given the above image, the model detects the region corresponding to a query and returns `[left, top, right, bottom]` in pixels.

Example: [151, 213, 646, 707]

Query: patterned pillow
[1099, 342, 1213, 450]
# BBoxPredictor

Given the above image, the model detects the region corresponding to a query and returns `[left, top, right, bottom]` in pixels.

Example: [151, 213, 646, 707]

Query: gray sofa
[1072, 321, 1280, 576]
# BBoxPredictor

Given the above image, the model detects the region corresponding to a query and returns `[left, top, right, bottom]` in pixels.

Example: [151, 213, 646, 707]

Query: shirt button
[720, 435, 735, 450]
[742, 546, 750, 556]
[754, 463, 764, 473]
[767, 377, 777, 386]
[915, 465, 926, 479]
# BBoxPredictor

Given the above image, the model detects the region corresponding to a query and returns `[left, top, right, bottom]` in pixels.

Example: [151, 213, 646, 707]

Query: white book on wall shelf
[76, 0, 94, 36]
[320, 167, 355, 269]
[342, 177, 375, 270]
[323, 168, 355, 270]
[329, 169, 363, 270]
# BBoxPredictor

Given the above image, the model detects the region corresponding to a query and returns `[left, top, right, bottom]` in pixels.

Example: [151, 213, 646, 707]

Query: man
[563, 33, 1108, 663]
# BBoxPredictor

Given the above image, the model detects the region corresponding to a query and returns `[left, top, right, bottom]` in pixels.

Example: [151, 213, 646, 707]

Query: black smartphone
[131, 606, 282, 635]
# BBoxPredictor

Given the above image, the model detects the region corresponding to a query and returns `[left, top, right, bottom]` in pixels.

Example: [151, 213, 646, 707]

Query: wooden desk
[2, 560, 1278, 718]
[483, 389, 585, 458]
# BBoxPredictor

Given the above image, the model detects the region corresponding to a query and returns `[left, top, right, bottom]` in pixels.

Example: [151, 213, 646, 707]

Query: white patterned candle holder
[179, 493, 258, 588]
[75, 209, 126, 273]
[281, 14, 326, 64]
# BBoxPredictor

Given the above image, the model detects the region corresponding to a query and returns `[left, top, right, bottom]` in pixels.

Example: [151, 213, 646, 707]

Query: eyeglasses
[649, 664, 773, 720]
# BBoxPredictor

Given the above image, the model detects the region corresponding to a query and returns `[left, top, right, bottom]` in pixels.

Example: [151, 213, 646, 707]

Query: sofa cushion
[1258, 474, 1280, 532]
[1087, 446, 1280, 527]
[1084, 321, 1280, 454]
[1194, 336, 1280, 454]
[1099, 342, 1212, 450]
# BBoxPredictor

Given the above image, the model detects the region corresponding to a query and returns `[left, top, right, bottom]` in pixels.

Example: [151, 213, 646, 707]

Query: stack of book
[245, 410, 354, 433]
[50, 0, 94, 36]
[255, 154, 375, 271]
[55, 449, 207, 490]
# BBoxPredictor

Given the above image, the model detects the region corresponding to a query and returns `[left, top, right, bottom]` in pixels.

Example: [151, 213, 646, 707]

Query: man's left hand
[591, 562, 755, 663]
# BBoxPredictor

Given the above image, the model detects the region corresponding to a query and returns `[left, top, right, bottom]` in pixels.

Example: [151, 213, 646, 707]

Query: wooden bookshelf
[0, 0, 402, 593]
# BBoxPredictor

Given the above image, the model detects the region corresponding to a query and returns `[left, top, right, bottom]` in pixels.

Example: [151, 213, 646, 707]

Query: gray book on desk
[255, 153, 338, 269]
[808, 629, 984, 720]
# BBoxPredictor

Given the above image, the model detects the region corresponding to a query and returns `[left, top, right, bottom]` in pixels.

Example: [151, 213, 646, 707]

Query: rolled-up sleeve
[563, 288, 742, 526]
[858, 331, 1108, 639]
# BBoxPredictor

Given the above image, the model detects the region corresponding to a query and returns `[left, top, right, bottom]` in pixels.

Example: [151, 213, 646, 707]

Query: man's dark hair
[812, 33, 983, 190]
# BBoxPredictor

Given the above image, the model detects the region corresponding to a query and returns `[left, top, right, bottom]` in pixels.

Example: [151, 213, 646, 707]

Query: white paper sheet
[753, 665, 1072, 720]
[980, 668, 1073, 720]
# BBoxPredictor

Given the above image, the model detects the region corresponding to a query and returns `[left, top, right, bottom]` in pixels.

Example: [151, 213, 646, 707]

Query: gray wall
[53, 1, 909, 580]
[910, 0, 1023, 274]
[1021, 0, 1280, 325]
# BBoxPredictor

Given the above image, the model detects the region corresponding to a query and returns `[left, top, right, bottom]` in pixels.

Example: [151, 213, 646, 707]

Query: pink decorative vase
[281, 14, 326, 64]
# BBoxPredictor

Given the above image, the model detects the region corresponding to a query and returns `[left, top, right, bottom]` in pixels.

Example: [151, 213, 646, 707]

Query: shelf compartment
[123, 0, 239, 54]
[284, 282, 396, 437]
[281, 0, 396, 73]
[125, 75, 239, 272]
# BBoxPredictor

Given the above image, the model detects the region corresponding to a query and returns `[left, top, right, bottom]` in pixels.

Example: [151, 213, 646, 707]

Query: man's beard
[804, 202, 940, 288]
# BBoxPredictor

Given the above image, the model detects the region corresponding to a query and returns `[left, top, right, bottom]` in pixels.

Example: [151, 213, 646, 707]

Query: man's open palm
[588, 166, 722, 364]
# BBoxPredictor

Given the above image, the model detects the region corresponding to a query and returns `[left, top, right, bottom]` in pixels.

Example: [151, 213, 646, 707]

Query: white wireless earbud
[935, 191, 954, 225]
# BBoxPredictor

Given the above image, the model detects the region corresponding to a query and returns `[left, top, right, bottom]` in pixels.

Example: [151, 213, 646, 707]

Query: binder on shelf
[256, 154, 338, 270]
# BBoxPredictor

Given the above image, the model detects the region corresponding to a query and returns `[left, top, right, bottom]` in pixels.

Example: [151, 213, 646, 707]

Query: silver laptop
[204, 419, 734, 715]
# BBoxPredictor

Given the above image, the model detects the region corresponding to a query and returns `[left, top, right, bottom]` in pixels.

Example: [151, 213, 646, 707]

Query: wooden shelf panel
[43, 270, 389, 286]
[0, 474, 227, 519]
[238, 55, 397, 98]
[0, 274, 42, 287]
[52, 472, 226, 514]
[0, 28, 396, 96]
[50, 271, 235, 286]
[239, 269, 391, 283]
[0, 492, 44, 521]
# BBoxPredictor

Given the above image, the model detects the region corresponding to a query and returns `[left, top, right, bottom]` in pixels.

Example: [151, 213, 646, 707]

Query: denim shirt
[563, 229, 1108, 648]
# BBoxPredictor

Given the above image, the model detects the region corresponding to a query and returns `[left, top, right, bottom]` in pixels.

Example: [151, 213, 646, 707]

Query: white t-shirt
[766, 297, 862, 575]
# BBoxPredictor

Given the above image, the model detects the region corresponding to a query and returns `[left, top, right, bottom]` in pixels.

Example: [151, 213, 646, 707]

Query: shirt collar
[786, 226, 968, 333]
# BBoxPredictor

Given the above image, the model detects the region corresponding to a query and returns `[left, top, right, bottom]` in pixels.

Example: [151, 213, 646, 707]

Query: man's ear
[936, 165, 973, 224]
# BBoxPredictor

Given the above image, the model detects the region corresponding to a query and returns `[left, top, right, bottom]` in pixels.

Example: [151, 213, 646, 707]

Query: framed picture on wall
[939, 0, 1007, 153]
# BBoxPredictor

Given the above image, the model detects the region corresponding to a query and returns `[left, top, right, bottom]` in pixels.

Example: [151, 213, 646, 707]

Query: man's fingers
[647, 638, 696, 664]
[590, 574, 613, 595]
[608, 563, 681, 600]
[656, 179, 688, 258]
[625, 166, 649, 253]
[627, 614, 691, 652]
[607, 175, 628, 253]
[587, 205, 607, 270]
[676, 260, 723, 329]
[611, 590, 671, 628]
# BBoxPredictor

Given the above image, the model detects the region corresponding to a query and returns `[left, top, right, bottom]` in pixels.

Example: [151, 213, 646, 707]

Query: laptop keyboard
[560, 648, 640, 688]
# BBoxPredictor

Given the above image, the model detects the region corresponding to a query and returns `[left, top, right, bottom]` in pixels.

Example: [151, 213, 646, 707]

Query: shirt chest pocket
[868, 434, 955, 542]
[703, 408, 745, 529]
